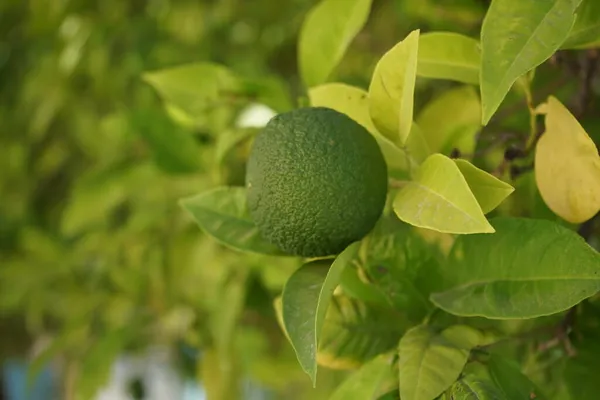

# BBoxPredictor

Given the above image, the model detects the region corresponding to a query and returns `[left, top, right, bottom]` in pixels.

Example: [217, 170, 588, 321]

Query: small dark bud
[449, 148, 461, 159]
[504, 146, 525, 161]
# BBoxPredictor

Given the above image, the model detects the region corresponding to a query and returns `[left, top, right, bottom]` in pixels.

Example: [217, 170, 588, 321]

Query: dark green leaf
[318, 296, 406, 370]
[360, 216, 440, 322]
[480, 0, 581, 124]
[449, 375, 506, 400]
[131, 109, 202, 174]
[488, 353, 544, 399]
[563, 339, 600, 399]
[377, 390, 400, 400]
[180, 187, 284, 255]
[339, 263, 390, 308]
[431, 217, 600, 319]
[562, 0, 600, 49]
[282, 243, 359, 385]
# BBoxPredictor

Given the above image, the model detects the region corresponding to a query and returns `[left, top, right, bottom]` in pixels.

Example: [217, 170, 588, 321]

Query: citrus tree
[1, 0, 600, 399]
[144, 0, 600, 399]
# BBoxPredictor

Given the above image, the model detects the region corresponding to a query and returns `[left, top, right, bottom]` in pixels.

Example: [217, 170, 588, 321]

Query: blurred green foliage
[2, 0, 599, 399]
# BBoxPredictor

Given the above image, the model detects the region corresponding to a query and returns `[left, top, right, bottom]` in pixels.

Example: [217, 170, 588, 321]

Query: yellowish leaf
[535, 96, 600, 223]
[368, 30, 420, 145]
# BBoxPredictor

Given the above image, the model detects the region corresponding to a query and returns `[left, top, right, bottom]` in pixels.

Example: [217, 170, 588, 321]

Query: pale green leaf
[308, 83, 416, 172]
[143, 62, 239, 117]
[406, 123, 432, 164]
[330, 354, 393, 400]
[450, 375, 506, 400]
[369, 30, 420, 145]
[318, 295, 405, 370]
[299, 0, 373, 87]
[480, 0, 581, 124]
[431, 217, 600, 319]
[399, 324, 482, 400]
[309, 83, 377, 133]
[61, 163, 153, 236]
[416, 86, 481, 155]
[393, 153, 495, 234]
[282, 243, 359, 385]
[180, 187, 284, 255]
[454, 159, 515, 214]
[562, 0, 600, 49]
[418, 32, 480, 84]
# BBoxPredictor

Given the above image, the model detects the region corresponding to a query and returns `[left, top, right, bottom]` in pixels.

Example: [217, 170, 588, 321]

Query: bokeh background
[2, 0, 598, 399]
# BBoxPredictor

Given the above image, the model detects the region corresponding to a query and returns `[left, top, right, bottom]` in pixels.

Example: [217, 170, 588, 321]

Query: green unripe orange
[246, 107, 388, 257]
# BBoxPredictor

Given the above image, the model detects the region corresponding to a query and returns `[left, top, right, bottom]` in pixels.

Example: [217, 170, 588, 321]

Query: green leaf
[61, 163, 153, 236]
[562, 0, 600, 49]
[308, 83, 419, 173]
[211, 268, 249, 358]
[399, 324, 482, 400]
[77, 327, 135, 400]
[318, 295, 406, 370]
[431, 217, 600, 319]
[131, 109, 202, 174]
[360, 216, 440, 322]
[215, 128, 257, 166]
[329, 354, 393, 400]
[449, 375, 506, 400]
[339, 264, 390, 308]
[480, 0, 581, 124]
[563, 339, 600, 399]
[309, 83, 377, 133]
[488, 353, 544, 400]
[416, 86, 481, 156]
[406, 123, 432, 164]
[377, 390, 400, 400]
[240, 76, 293, 112]
[393, 153, 495, 234]
[282, 243, 359, 385]
[454, 159, 515, 214]
[417, 32, 480, 84]
[143, 62, 239, 117]
[369, 30, 420, 145]
[299, 0, 373, 87]
[180, 187, 284, 255]
[28, 324, 89, 386]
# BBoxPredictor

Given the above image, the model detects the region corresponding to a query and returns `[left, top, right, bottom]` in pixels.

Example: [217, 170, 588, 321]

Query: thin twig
[576, 49, 599, 118]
